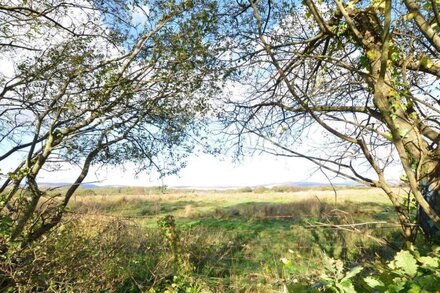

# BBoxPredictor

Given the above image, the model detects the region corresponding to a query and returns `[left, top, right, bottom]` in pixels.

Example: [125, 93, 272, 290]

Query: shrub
[0, 217, 169, 292]
[238, 186, 253, 193]
[272, 185, 301, 193]
[254, 186, 269, 193]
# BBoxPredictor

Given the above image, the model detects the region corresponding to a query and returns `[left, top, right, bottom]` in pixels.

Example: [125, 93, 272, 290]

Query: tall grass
[2, 187, 403, 292]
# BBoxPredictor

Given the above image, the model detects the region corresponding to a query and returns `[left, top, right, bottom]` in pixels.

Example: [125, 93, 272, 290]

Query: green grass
[50, 187, 404, 291]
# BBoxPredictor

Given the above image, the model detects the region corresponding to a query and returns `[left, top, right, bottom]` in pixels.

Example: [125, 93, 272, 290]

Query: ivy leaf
[359, 55, 369, 69]
[408, 283, 422, 293]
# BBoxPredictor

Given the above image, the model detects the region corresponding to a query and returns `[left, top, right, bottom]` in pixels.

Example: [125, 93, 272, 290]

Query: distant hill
[170, 181, 359, 190]
[38, 182, 99, 189]
[264, 181, 358, 187]
[35, 180, 358, 190]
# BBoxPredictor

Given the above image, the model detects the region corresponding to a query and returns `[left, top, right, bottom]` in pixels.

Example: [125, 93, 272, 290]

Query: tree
[221, 0, 440, 240]
[0, 0, 220, 253]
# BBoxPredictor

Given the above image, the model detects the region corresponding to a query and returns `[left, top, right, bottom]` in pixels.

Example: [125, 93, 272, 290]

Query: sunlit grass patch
[47, 187, 404, 291]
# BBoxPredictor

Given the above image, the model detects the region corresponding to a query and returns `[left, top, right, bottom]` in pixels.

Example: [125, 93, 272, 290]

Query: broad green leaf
[364, 276, 384, 288]
[340, 280, 356, 293]
[408, 283, 421, 293]
[342, 266, 363, 281]
[393, 250, 418, 276]
[418, 256, 439, 268]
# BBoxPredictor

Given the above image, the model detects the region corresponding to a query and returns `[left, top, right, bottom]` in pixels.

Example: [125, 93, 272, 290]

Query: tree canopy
[0, 0, 221, 247]
[1, 0, 440, 252]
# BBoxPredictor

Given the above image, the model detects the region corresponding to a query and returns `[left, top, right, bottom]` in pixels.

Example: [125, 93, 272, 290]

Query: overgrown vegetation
[4, 187, 438, 292]
[2, 0, 440, 291]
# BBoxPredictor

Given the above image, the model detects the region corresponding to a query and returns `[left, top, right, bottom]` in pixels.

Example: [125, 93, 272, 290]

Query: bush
[0, 217, 170, 292]
[0, 214, 246, 292]
[272, 185, 301, 193]
[237, 186, 253, 193]
[254, 186, 269, 193]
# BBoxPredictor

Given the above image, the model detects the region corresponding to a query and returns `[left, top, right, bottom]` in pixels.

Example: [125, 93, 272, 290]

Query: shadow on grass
[180, 199, 400, 272]
[191, 199, 395, 222]
[57, 197, 405, 291]
[71, 199, 206, 216]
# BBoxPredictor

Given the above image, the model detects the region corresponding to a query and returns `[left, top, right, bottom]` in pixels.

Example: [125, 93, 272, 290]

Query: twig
[308, 221, 388, 227]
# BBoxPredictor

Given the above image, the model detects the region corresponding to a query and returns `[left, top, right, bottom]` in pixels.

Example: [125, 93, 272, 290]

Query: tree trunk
[419, 184, 440, 239]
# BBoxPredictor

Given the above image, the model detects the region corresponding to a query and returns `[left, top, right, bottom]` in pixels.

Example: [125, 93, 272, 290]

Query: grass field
[40, 186, 404, 292]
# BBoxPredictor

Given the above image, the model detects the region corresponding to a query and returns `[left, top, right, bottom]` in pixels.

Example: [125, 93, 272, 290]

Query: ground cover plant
[2, 0, 440, 291]
[2, 186, 424, 292]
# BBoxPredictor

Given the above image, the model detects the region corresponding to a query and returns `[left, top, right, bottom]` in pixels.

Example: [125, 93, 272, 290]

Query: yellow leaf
[403, 13, 415, 21]
[367, 49, 381, 61]
[421, 56, 433, 69]
[372, 0, 385, 10]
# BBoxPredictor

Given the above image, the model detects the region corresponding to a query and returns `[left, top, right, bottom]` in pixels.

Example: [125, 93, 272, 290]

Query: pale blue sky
[34, 152, 328, 187]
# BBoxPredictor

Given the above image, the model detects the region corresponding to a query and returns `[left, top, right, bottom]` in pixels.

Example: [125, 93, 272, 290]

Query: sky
[0, 1, 405, 189]
[34, 152, 336, 187]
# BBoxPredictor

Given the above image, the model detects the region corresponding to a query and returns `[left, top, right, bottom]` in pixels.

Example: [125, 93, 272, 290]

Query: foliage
[1, 215, 215, 292]
[1, 217, 166, 291]
[362, 246, 440, 292]
[282, 246, 440, 292]
[1, 188, 402, 291]
[219, 0, 440, 239]
[237, 186, 253, 193]
[0, 0, 222, 252]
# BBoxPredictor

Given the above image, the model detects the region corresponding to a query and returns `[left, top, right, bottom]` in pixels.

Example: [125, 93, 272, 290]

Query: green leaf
[403, 13, 414, 21]
[383, 131, 393, 140]
[340, 280, 356, 293]
[390, 51, 400, 62]
[343, 266, 363, 281]
[398, 128, 408, 138]
[418, 256, 439, 268]
[408, 283, 421, 293]
[393, 250, 418, 277]
[286, 283, 308, 293]
[364, 276, 384, 288]
[359, 55, 369, 69]
[367, 49, 381, 61]
[421, 56, 433, 69]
